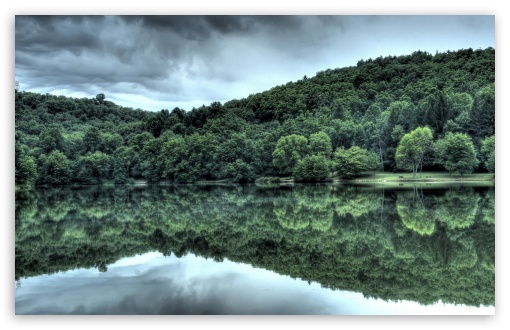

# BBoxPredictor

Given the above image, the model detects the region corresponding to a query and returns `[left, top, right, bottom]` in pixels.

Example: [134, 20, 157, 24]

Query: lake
[14, 183, 495, 315]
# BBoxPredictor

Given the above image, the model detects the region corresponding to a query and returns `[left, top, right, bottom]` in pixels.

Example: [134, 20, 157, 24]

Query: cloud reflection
[15, 253, 495, 315]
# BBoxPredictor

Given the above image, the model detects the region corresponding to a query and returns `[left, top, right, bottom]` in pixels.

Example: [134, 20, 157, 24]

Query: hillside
[15, 47, 495, 185]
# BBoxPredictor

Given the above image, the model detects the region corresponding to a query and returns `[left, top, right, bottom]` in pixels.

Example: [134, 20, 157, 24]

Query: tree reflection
[15, 184, 495, 307]
[434, 188, 479, 230]
[480, 189, 495, 225]
[333, 187, 382, 219]
[396, 186, 436, 236]
[273, 186, 334, 231]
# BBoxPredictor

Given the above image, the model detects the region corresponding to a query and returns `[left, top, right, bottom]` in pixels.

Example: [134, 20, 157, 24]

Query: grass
[335, 171, 495, 187]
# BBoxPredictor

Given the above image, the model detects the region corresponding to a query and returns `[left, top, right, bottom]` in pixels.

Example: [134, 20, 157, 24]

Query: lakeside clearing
[338, 171, 494, 183]
[253, 172, 495, 188]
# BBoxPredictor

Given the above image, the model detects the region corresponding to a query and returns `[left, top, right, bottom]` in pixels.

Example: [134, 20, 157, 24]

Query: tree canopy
[435, 133, 479, 175]
[395, 126, 433, 178]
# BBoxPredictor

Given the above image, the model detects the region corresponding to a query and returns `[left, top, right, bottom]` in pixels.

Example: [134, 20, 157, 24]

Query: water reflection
[15, 252, 494, 315]
[15, 184, 495, 314]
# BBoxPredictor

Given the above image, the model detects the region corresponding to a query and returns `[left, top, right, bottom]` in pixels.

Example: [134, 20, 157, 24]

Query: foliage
[395, 126, 433, 178]
[308, 131, 332, 157]
[272, 134, 308, 175]
[435, 133, 478, 175]
[38, 150, 71, 185]
[480, 135, 495, 173]
[16, 156, 37, 187]
[470, 84, 495, 139]
[333, 146, 378, 178]
[293, 154, 331, 182]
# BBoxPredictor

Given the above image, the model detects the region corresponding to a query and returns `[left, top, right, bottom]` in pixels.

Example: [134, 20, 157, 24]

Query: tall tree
[272, 134, 308, 175]
[333, 146, 375, 178]
[435, 133, 478, 175]
[16, 156, 37, 187]
[423, 90, 448, 136]
[470, 84, 495, 139]
[395, 126, 433, 178]
[308, 131, 332, 158]
[480, 135, 495, 173]
[294, 154, 331, 182]
[38, 150, 72, 185]
[38, 125, 64, 153]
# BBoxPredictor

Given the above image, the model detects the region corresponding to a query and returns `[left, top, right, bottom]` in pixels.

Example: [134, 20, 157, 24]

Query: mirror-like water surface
[15, 184, 495, 315]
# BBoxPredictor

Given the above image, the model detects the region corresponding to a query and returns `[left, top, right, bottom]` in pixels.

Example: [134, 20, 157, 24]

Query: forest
[14, 47, 495, 186]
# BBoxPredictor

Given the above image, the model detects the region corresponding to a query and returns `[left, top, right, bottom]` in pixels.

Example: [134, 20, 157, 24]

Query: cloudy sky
[14, 15, 494, 112]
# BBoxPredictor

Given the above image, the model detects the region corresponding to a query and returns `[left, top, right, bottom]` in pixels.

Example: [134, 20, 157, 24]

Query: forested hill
[15, 47, 495, 186]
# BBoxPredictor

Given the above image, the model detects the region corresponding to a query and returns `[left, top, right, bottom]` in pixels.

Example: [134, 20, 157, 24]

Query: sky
[15, 15, 495, 112]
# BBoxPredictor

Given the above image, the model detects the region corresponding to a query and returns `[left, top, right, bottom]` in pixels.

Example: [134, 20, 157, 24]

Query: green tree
[222, 159, 256, 183]
[435, 133, 478, 175]
[480, 135, 495, 173]
[127, 132, 154, 152]
[144, 109, 178, 138]
[294, 154, 331, 182]
[113, 146, 138, 179]
[16, 156, 37, 187]
[211, 133, 256, 181]
[308, 132, 332, 158]
[75, 152, 113, 184]
[113, 156, 128, 184]
[423, 91, 448, 135]
[95, 93, 105, 104]
[272, 134, 308, 175]
[100, 133, 124, 154]
[38, 125, 64, 153]
[365, 151, 383, 173]
[333, 146, 373, 178]
[395, 126, 433, 178]
[470, 84, 495, 139]
[446, 92, 473, 118]
[161, 135, 187, 181]
[387, 100, 418, 132]
[83, 126, 102, 153]
[39, 150, 71, 185]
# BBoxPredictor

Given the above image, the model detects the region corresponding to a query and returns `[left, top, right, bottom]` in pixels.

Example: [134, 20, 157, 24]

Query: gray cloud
[14, 15, 494, 111]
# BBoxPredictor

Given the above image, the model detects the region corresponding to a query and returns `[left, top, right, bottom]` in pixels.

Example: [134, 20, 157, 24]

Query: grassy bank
[332, 171, 495, 189]
[339, 171, 494, 182]
[253, 172, 494, 188]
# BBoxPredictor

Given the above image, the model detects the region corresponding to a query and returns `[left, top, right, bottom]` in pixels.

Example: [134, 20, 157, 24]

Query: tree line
[15, 47, 495, 186]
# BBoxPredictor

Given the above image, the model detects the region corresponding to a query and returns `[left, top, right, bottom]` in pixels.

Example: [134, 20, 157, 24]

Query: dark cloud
[16, 16, 104, 53]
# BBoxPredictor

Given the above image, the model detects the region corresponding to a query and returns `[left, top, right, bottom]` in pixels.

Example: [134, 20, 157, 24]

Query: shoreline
[16, 172, 495, 189]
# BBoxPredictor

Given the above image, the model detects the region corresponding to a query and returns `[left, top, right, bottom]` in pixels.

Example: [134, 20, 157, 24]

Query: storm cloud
[15, 15, 494, 111]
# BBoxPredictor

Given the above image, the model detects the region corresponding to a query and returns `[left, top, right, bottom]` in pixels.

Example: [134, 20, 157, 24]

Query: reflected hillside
[15, 184, 495, 307]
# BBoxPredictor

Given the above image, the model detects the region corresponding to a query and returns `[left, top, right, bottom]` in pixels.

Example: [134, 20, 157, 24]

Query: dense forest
[15, 48, 495, 186]
[15, 184, 495, 307]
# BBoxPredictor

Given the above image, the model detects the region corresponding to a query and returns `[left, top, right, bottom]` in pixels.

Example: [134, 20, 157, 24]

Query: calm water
[14, 183, 495, 315]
